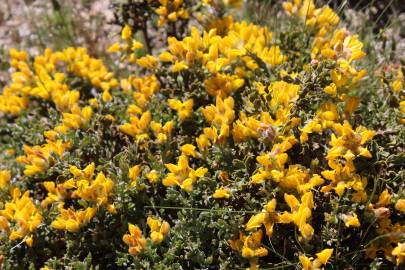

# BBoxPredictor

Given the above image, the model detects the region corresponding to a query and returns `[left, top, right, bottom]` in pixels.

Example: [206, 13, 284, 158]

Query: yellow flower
[392, 69, 403, 92]
[121, 25, 132, 41]
[246, 199, 277, 237]
[16, 140, 70, 176]
[201, 96, 235, 128]
[261, 46, 286, 66]
[299, 255, 313, 270]
[204, 73, 244, 97]
[299, 248, 334, 270]
[73, 171, 114, 206]
[180, 144, 197, 157]
[278, 192, 314, 239]
[327, 121, 374, 173]
[196, 134, 211, 150]
[147, 216, 170, 244]
[41, 181, 67, 208]
[230, 230, 268, 270]
[146, 170, 159, 184]
[25, 236, 34, 247]
[120, 111, 151, 142]
[171, 61, 188, 72]
[229, 230, 267, 269]
[155, 0, 189, 26]
[0, 170, 11, 189]
[136, 55, 158, 69]
[250, 137, 296, 184]
[0, 188, 42, 244]
[341, 213, 360, 228]
[51, 206, 97, 232]
[377, 189, 391, 206]
[107, 43, 121, 53]
[159, 51, 175, 62]
[395, 199, 405, 213]
[150, 120, 174, 143]
[163, 155, 207, 192]
[213, 187, 231, 199]
[122, 223, 146, 255]
[168, 98, 193, 122]
[392, 242, 405, 266]
[128, 165, 141, 186]
[316, 248, 333, 265]
[324, 83, 337, 96]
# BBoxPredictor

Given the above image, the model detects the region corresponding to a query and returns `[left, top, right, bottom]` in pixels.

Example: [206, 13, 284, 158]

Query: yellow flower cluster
[123, 217, 170, 255]
[0, 0, 402, 268]
[163, 154, 207, 192]
[155, 0, 189, 26]
[300, 102, 339, 143]
[51, 205, 97, 233]
[168, 98, 193, 122]
[0, 47, 117, 116]
[147, 216, 170, 244]
[16, 134, 71, 176]
[233, 81, 300, 142]
[212, 187, 231, 199]
[284, 0, 366, 98]
[365, 189, 405, 264]
[229, 230, 268, 270]
[202, 0, 243, 8]
[159, 22, 285, 92]
[299, 248, 334, 270]
[108, 24, 144, 63]
[321, 121, 375, 201]
[279, 192, 315, 239]
[283, 0, 339, 35]
[44, 163, 115, 232]
[220, 1, 380, 267]
[150, 120, 175, 143]
[0, 188, 42, 246]
[120, 111, 152, 143]
[123, 223, 147, 255]
[1, 47, 119, 181]
[201, 95, 234, 141]
[123, 75, 160, 111]
[128, 164, 161, 187]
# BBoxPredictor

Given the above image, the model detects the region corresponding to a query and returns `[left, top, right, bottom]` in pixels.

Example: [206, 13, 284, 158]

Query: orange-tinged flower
[395, 199, 405, 213]
[123, 223, 146, 255]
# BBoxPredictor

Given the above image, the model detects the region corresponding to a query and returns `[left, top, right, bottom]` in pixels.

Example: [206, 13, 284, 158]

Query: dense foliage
[0, 0, 404, 269]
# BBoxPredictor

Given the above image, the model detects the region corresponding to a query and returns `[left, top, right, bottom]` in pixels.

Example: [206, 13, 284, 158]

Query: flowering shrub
[0, 0, 404, 269]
